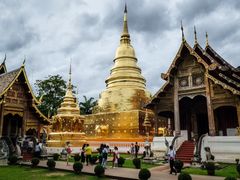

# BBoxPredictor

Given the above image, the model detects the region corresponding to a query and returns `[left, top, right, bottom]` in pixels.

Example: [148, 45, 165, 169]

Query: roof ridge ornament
[206, 32, 209, 47]
[181, 20, 185, 42]
[3, 54, 6, 64]
[68, 59, 72, 90]
[194, 26, 198, 45]
[120, 3, 130, 44]
[22, 56, 26, 66]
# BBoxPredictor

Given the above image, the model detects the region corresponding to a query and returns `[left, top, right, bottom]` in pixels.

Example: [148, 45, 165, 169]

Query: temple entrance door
[179, 95, 209, 140]
[2, 114, 23, 138]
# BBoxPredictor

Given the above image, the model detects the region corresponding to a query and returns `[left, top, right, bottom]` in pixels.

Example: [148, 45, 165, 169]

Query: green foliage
[8, 155, 18, 165]
[74, 154, 81, 162]
[73, 162, 83, 174]
[94, 165, 105, 177]
[178, 172, 192, 180]
[138, 168, 151, 180]
[31, 158, 40, 167]
[133, 158, 141, 169]
[224, 177, 237, 180]
[47, 159, 56, 170]
[53, 153, 60, 161]
[237, 164, 240, 175]
[35, 75, 70, 117]
[90, 155, 98, 164]
[174, 160, 184, 173]
[79, 95, 97, 115]
[206, 162, 215, 176]
[117, 156, 125, 167]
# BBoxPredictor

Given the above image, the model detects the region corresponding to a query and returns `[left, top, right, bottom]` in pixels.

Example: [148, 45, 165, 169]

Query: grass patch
[182, 164, 239, 178]
[0, 165, 110, 180]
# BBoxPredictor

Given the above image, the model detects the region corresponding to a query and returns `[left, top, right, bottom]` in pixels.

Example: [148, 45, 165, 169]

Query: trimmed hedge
[94, 165, 105, 177]
[117, 157, 125, 167]
[8, 155, 18, 165]
[47, 159, 56, 170]
[53, 153, 60, 161]
[31, 158, 40, 167]
[73, 162, 83, 174]
[138, 168, 151, 180]
[133, 158, 141, 169]
[178, 172, 192, 180]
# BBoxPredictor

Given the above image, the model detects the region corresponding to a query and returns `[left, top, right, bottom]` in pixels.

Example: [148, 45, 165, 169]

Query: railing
[194, 133, 208, 162]
[171, 135, 185, 151]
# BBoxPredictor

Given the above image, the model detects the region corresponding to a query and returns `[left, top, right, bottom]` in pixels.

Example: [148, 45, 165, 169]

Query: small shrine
[47, 65, 86, 147]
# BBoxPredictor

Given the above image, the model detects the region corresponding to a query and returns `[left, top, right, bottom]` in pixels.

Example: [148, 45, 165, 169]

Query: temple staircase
[176, 141, 195, 163]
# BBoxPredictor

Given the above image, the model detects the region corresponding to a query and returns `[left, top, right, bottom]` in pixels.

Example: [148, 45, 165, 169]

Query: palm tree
[79, 96, 97, 114]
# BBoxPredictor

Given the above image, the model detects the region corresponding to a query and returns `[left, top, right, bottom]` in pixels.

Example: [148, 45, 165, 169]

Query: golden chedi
[48, 66, 86, 147]
[84, 6, 154, 140]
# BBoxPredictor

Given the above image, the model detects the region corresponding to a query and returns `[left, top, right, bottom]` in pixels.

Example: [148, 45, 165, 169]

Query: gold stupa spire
[121, 3, 130, 44]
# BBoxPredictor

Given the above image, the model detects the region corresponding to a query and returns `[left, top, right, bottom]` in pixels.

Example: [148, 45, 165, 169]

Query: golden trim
[32, 103, 51, 123]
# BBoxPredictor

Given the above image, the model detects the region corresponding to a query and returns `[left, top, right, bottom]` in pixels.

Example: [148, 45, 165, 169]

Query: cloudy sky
[1, 0, 240, 101]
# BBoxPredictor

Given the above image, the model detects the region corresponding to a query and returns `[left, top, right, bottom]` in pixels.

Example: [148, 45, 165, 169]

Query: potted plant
[31, 158, 40, 168]
[117, 157, 125, 167]
[178, 172, 192, 180]
[94, 165, 105, 177]
[133, 158, 141, 169]
[47, 159, 56, 170]
[174, 160, 184, 173]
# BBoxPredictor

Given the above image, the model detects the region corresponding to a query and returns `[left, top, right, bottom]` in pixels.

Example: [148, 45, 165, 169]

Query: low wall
[47, 141, 146, 154]
[200, 136, 240, 163]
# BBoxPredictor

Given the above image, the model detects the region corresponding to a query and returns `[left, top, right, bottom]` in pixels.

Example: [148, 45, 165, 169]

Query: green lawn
[182, 164, 239, 178]
[65, 153, 161, 169]
[0, 166, 109, 180]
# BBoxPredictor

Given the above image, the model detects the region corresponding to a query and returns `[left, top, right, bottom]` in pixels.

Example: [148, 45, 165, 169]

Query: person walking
[85, 144, 92, 166]
[134, 142, 139, 158]
[101, 144, 108, 168]
[81, 144, 86, 163]
[112, 146, 119, 168]
[34, 142, 41, 158]
[130, 143, 135, 159]
[66, 143, 72, 166]
[168, 145, 177, 175]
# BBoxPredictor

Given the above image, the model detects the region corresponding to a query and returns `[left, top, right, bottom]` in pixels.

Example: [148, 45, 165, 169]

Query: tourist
[112, 146, 119, 168]
[81, 144, 86, 163]
[85, 144, 92, 166]
[34, 142, 41, 158]
[101, 144, 108, 168]
[168, 145, 177, 175]
[130, 143, 135, 159]
[134, 142, 139, 158]
[66, 143, 72, 165]
[98, 144, 104, 164]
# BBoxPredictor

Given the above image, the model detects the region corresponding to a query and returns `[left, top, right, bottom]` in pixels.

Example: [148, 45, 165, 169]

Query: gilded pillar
[174, 77, 180, 136]
[205, 77, 216, 136]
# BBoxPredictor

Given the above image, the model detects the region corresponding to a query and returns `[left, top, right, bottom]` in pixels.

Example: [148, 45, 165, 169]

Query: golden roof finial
[206, 32, 209, 47]
[121, 3, 130, 44]
[194, 26, 198, 45]
[181, 20, 185, 42]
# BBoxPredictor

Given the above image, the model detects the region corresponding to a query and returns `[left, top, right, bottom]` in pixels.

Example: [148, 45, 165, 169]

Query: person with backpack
[101, 144, 108, 168]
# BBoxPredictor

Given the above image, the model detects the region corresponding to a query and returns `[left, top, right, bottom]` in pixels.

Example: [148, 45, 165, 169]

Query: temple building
[147, 27, 240, 140]
[0, 58, 50, 140]
[48, 65, 85, 147]
[84, 6, 154, 140]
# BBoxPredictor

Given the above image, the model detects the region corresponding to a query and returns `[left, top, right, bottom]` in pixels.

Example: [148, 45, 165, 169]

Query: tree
[80, 96, 97, 115]
[35, 75, 67, 117]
